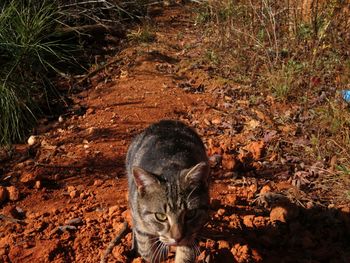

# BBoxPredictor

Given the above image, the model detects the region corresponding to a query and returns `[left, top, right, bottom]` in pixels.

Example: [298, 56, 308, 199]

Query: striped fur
[126, 120, 210, 263]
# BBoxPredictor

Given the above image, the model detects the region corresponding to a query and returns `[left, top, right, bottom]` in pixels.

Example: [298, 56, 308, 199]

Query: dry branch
[100, 221, 128, 263]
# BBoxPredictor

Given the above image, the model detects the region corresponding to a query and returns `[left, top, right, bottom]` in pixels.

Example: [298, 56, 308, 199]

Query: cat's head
[132, 162, 210, 246]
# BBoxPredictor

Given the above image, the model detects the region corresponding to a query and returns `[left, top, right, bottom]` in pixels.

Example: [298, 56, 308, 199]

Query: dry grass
[195, 0, 350, 199]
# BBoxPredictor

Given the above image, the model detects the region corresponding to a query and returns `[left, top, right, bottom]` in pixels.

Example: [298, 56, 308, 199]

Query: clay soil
[1, 4, 350, 263]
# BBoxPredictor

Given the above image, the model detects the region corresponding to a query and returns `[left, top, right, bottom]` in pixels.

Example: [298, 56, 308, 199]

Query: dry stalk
[100, 221, 128, 263]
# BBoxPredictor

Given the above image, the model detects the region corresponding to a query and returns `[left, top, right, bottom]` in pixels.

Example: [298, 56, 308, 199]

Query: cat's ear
[183, 162, 209, 187]
[132, 166, 159, 193]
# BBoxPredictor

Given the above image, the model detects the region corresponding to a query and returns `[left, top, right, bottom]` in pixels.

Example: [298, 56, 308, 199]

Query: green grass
[0, 0, 75, 145]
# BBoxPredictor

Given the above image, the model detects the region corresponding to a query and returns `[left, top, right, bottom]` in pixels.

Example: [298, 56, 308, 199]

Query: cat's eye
[155, 213, 167, 222]
[186, 209, 197, 220]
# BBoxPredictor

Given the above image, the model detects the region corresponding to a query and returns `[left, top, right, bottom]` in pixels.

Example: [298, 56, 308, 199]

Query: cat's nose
[170, 223, 183, 243]
[174, 237, 182, 244]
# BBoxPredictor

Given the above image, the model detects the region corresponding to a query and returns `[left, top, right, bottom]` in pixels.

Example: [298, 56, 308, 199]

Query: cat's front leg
[175, 246, 196, 263]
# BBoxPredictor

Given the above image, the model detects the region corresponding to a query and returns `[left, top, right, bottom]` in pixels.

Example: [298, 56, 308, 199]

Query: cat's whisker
[186, 185, 199, 203]
[155, 241, 164, 263]
[159, 243, 167, 263]
[150, 239, 162, 262]
[150, 241, 161, 263]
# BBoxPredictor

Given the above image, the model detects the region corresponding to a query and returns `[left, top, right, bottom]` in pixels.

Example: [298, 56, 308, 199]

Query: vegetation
[0, 0, 70, 145]
[0, 0, 151, 145]
[195, 0, 350, 194]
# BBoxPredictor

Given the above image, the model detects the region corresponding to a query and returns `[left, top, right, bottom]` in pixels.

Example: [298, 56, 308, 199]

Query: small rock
[70, 190, 78, 198]
[131, 258, 143, 263]
[108, 205, 120, 217]
[205, 239, 216, 249]
[243, 215, 255, 228]
[260, 185, 272, 195]
[306, 201, 314, 209]
[112, 245, 126, 261]
[249, 183, 258, 194]
[225, 194, 236, 204]
[222, 153, 236, 170]
[328, 203, 335, 209]
[58, 116, 64, 123]
[27, 135, 39, 146]
[58, 225, 77, 232]
[218, 240, 230, 249]
[217, 208, 226, 216]
[67, 186, 76, 193]
[211, 118, 222, 125]
[122, 210, 132, 226]
[6, 186, 20, 201]
[93, 179, 103, 187]
[253, 216, 266, 228]
[209, 154, 222, 167]
[86, 108, 95, 115]
[87, 127, 96, 135]
[34, 180, 42, 189]
[0, 186, 9, 204]
[270, 206, 288, 223]
[9, 206, 25, 219]
[20, 172, 38, 184]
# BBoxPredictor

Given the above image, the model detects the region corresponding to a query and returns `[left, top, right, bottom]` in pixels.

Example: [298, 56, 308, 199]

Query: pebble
[6, 186, 20, 201]
[209, 154, 222, 167]
[108, 205, 120, 217]
[34, 180, 42, 189]
[112, 245, 126, 261]
[211, 118, 222, 125]
[20, 172, 38, 184]
[27, 135, 38, 146]
[93, 179, 103, 187]
[70, 190, 78, 199]
[58, 225, 77, 232]
[218, 240, 230, 249]
[270, 206, 288, 223]
[260, 184, 272, 194]
[86, 108, 95, 115]
[217, 208, 226, 216]
[243, 215, 255, 228]
[65, 217, 83, 226]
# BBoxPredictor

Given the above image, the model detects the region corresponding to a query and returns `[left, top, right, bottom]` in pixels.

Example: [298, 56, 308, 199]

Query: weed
[205, 49, 219, 65]
[127, 24, 156, 43]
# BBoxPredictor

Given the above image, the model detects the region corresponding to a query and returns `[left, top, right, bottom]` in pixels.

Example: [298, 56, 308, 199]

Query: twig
[59, 0, 111, 9]
[34, 162, 117, 169]
[204, 102, 228, 115]
[75, 56, 123, 86]
[0, 214, 26, 225]
[100, 221, 128, 263]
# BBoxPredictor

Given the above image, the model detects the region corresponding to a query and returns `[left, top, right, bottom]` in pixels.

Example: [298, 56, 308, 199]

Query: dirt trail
[0, 4, 350, 263]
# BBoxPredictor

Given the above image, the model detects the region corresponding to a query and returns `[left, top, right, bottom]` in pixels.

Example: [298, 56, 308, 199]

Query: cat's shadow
[201, 199, 350, 263]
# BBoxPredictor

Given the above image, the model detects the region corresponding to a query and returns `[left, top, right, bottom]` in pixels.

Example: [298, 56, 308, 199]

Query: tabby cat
[126, 120, 210, 263]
